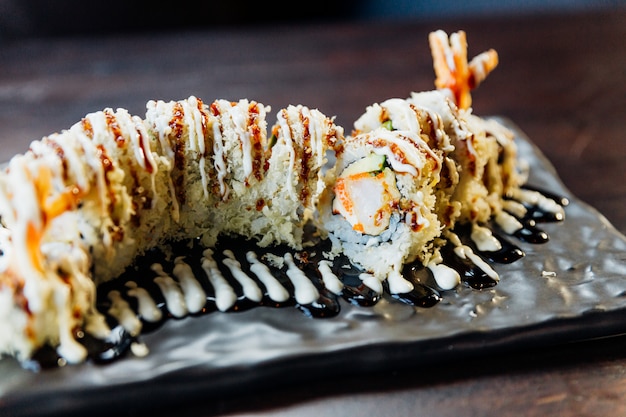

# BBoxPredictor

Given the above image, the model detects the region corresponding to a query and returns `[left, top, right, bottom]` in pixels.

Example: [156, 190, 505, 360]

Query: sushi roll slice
[320, 126, 443, 294]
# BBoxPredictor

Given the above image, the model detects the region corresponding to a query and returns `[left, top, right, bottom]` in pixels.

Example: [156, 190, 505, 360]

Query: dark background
[2, 0, 626, 39]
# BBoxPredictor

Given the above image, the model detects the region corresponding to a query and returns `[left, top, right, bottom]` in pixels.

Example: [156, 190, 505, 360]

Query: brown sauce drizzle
[135, 126, 154, 174]
[209, 101, 231, 199]
[168, 103, 187, 205]
[39, 138, 68, 179]
[104, 110, 126, 148]
[247, 102, 266, 182]
[95, 144, 120, 231]
[195, 97, 210, 158]
[298, 112, 312, 206]
[81, 117, 94, 138]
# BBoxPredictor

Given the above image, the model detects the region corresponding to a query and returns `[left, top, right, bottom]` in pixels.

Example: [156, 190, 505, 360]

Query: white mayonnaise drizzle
[173, 256, 207, 314]
[222, 250, 263, 302]
[107, 290, 143, 336]
[370, 129, 441, 178]
[370, 134, 420, 176]
[181, 97, 210, 199]
[283, 252, 319, 305]
[318, 260, 343, 295]
[202, 249, 237, 311]
[276, 110, 297, 198]
[93, 239, 474, 355]
[303, 107, 325, 171]
[211, 113, 230, 199]
[381, 98, 422, 133]
[471, 224, 502, 252]
[146, 99, 175, 161]
[145, 99, 181, 220]
[227, 101, 254, 179]
[151, 263, 188, 318]
[5, 159, 50, 312]
[246, 251, 290, 302]
[405, 190, 430, 230]
[386, 268, 415, 294]
[54, 280, 88, 364]
[359, 272, 383, 295]
[40, 131, 91, 204]
[134, 114, 159, 174]
[133, 115, 159, 207]
[66, 248, 111, 340]
[67, 121, 109, 217]
[181, 97, 206, 155]
[427, 261, 460, 290]
[115, 110, 148, 169]
[502, 199, 527, 219]
[447, 231, 499, 281]
[495, 211, 523, 235]
[408, 90, 475, 163]
[424, 110, 454, 152]
[510, 187, 565, 219]
[111, 109, 160, 208]
[130, 341, 150, 358]
[5, 163, 102, 361]
[125, 281, 162, 322]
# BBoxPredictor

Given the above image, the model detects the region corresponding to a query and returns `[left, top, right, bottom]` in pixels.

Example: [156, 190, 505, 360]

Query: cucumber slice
[340, 153, 386, 178]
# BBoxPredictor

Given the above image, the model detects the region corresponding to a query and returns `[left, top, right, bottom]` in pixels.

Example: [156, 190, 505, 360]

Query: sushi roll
[0, 29, 559, 368]
[0, 96, 344, 363]
[353, 90, 523, 230]
[320, 126, 444, 294]
[322, 30, 524, 294]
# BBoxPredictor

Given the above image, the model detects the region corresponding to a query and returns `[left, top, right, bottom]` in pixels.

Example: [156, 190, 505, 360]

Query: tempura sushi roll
[406, 91, 524, 226]
[0, 28, 563, 368]
[0, 96, 344, 363]
[353, 89, 523, 231]
[321, 127, 443, 294]
[353, 91, 461, 230]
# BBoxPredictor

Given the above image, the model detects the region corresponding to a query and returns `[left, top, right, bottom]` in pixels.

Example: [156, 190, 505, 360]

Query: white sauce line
[427, 262, 460, 290]
[125, 281, 162, 322]
[283, 253, 319, 305]
[173, 257, 207, 314]
[359, 272, 383, 295]
[246, 251, 290, 302]
[202, 249, 237, 311]
[222, 250, 263, 302]
[471, 224, 502, 252]
[318, 260, 343, 295]
[151, 264, 188, 318]
[107, 290, 143, 337]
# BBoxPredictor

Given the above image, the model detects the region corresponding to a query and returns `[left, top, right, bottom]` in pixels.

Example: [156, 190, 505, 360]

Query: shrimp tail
[428, 30, 499, 109]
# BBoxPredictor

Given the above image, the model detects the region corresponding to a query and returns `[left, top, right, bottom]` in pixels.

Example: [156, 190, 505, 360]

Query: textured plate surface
[1, 119, 626, 416]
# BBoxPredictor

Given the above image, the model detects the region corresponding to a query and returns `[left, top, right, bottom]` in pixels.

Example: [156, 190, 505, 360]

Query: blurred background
[1, 0, 625, 39]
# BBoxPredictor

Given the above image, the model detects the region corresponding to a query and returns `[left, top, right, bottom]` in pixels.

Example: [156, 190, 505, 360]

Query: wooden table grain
[0, 9, 625, 417]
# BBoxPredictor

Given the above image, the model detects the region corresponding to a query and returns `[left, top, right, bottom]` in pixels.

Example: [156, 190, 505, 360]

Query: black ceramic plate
[1, 119, 626, 417]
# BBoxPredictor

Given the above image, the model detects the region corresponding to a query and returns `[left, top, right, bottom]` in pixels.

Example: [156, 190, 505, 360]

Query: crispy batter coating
[429, 30, 498, 109]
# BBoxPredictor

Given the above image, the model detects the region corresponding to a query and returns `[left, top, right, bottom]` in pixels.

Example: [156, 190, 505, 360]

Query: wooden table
[1, 9, 625, 417]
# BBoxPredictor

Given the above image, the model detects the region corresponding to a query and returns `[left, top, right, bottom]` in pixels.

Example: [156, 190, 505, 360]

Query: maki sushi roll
[320, 126, 444, 294]
[320, 30, 524, 294]
[0, 96, 344, 363]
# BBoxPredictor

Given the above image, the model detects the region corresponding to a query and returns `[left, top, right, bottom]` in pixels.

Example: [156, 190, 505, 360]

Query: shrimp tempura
[428, 30, 498, 110]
